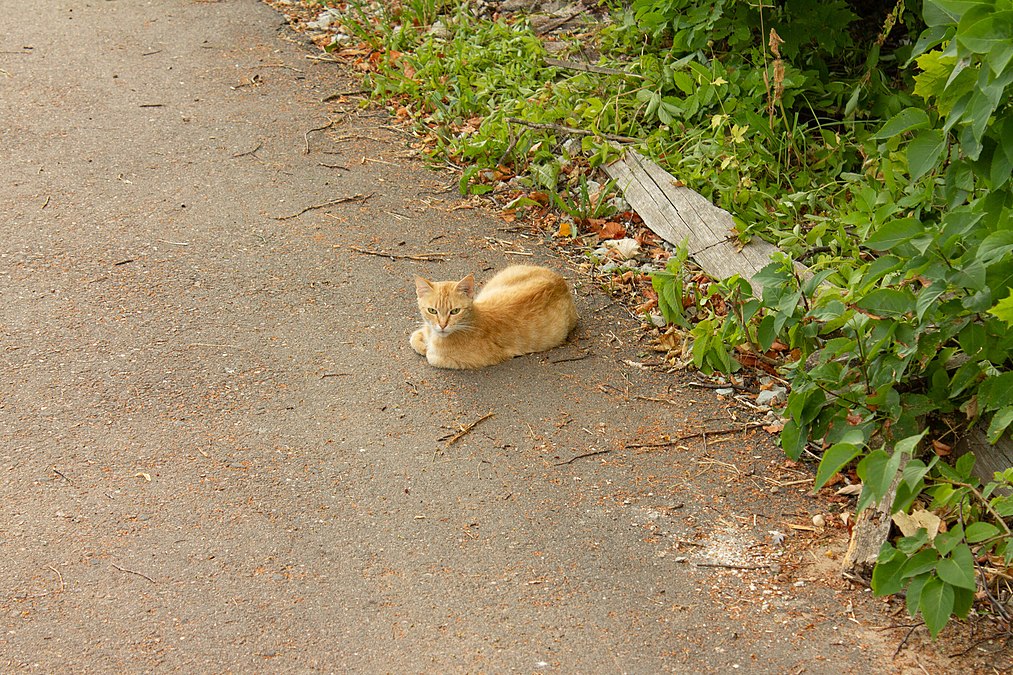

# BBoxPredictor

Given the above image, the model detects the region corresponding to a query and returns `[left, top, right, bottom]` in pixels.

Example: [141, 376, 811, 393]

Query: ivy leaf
[901, 548, 940, 578]
[957, 11, 1013, 54]
[978, 231, 1013, 266]
[988, 40, 1013, 76]
[987, 293, 1013, 326]
[965, 521, 1000, 543]
[780, 418, 806, 460]
[864, 218, 924, 251]
[907, 129, 947, 180]
[856, 288, 916, 318]
[757, 314, 777, 352]
[916, 284, 947, 321]
[920, 576, 955, 639]
[871, 545, 907, 596]
[953, 585, 975, 619]
[954, 452, 976, 480]
[986, 406, 1013, 444]
[855, 449, 895, 512]
[874, 107, 930, 139]
[922, 0, 989, 25]
[814, 443, 862, 491]
[906, 574, 928, 617]
[979, 372, 1013, 411]
[937, 544, 978, 590]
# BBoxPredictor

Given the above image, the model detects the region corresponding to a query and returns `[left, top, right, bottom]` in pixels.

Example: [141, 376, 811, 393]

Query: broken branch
[443, 412, 495, 446]
[349, 246, 447, 262]
[304, 119, 334, 154]
[273, 193, 373, 220]
[553, 449, 611, 466]
[111, 563, 156, 584]
[506, 118, 637, 144]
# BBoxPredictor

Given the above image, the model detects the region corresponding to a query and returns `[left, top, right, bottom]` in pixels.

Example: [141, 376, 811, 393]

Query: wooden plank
[605, 149, 787, 296]
[956, 423, 1013, 487]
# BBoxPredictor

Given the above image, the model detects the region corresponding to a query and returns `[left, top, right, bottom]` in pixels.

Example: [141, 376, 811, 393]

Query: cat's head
[415, 274, 475, 335]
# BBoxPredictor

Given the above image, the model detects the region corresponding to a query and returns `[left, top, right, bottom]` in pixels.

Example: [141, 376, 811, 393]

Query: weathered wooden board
[604, 149, 784, 296]
[956, 423, 1013, 486]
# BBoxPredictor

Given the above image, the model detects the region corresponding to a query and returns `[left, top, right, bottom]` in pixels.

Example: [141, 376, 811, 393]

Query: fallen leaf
[892, 509, 941, 541]
[931, 439, 952, 456]
[835, 483, 863, 496]
[635, 298, 658, 314]
[822, 472, 845, 488]
[599, 221, 627, 240]
[762, 422, 784, 434]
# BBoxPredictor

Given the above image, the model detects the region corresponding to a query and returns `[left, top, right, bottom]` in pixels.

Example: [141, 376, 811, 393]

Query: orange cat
[411, 265, 578, 369]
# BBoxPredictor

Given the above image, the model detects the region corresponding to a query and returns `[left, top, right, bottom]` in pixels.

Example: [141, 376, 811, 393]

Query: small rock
[306, 9, 339, 30]
[598, 261, 619, 273]
[428, 20, 449, 38]
[649, 313, 666, 328]
[609, 195, 629, 212]
[755, 386, 787, 407]
[714, 387, 735, 396]
[812, 514, 826, 528]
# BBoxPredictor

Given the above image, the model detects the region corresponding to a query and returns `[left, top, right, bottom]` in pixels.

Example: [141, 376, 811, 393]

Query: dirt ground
[0, 0, 1007, 671]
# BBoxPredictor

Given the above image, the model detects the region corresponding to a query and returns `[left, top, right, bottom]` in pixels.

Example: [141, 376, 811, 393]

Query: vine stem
[934, 477, 1013, 536]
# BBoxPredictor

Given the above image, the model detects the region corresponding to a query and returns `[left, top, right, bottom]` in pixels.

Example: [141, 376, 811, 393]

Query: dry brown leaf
[892, 509, 942, 540]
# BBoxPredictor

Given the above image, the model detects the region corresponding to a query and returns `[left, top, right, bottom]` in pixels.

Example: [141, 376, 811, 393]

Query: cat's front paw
[410, 328, 428, 356]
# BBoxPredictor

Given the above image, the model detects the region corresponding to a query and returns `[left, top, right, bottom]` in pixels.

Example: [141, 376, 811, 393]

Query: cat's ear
[415, 276, 434, 298]
[455, 274, 475, 298]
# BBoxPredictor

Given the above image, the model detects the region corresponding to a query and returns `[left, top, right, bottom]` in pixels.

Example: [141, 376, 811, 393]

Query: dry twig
[533, 6, 587, 35]
[677, 422, 765, 441]
[553, 449, 611, 466]
[273, 193, 373, 220]
[506, 117, 637, 144]
[442, 412, 495, 446]
[111, 563, 156, 584]
[349, 246, 447, 262]
[231, 141, 262, 159]
[544, 57, 639, 78]
[548, 350, 592, 364]
[304, 119, 334, 154]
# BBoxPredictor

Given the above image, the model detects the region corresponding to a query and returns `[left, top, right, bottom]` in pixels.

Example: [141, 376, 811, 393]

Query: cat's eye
[427, 308, 438, 314]
[449, 308, 461, 315]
